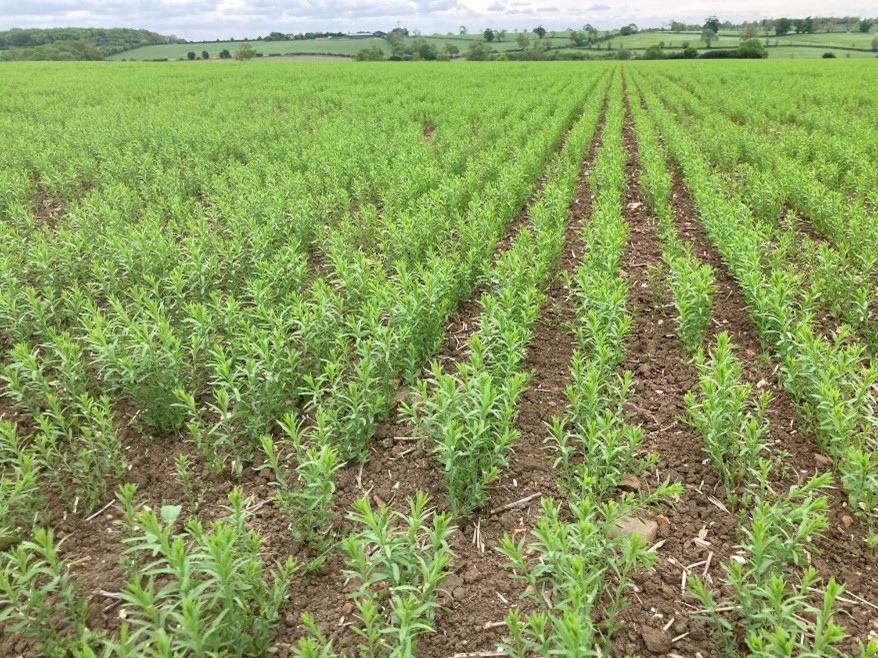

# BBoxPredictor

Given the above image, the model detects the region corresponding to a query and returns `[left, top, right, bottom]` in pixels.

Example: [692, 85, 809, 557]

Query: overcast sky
[2, 0, 876, 41]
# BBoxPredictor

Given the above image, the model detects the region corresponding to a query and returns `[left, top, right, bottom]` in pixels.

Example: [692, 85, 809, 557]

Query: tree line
[0, 28, 176, 59]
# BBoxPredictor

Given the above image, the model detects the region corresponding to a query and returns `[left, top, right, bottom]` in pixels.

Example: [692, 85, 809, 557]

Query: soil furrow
[612, 89, 735, 658]
[665, 159, 878, 653]
[640, 82, 878, 652]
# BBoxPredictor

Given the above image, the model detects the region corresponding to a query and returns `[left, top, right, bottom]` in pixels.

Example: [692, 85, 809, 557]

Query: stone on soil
[618, 474, 641, 492]
[610, 516, 658, 543]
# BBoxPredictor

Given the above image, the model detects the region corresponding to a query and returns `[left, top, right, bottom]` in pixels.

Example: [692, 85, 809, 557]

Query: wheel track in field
[622, 78, 878, 655]
[270, 90, 609, 656]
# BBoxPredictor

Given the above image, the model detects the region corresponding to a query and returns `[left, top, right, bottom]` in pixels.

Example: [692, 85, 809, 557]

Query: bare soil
[31, 185, 64, 230]
[611, 94, 736, 658]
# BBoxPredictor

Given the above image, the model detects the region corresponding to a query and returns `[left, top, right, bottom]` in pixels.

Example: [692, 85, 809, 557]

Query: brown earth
[610, 89, 736, 658]
[31, 185, 64, 230]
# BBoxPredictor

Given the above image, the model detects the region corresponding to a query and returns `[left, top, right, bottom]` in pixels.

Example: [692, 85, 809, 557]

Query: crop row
[631, 67, 878, 548]
[0, 66, 601, 519]
[626, 76, 878, 655]
[649, 66, 878, 350]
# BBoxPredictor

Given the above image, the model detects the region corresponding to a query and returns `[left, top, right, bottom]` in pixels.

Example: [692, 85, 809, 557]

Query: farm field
[603, 29, 878, 50]
[109, 29, 878, 60]
[107, 37, 391, 59]
[1, 60, 878, 657]
[108, 35, 545, 60]
[766, 46, 877, 59]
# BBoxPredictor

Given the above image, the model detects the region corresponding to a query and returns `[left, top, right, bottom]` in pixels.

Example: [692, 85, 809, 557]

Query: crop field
[1, 60, 878, 657]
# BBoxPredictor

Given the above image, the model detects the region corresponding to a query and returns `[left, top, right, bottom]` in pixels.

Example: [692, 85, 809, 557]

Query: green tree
[466, 41, 494, 60]
[641, 45, 664, 59]
[740, 23, 758, 39]
[201, 50, 209, 59]
[793, 17, 814, 34]
[386, 28, 409, 56]
[704, 16, 721, 34]
[861, 20, 874, 33]
[872, 35, 878, 51]
[2, 39, 102, 61]
[219, 48, 232, 59]
[533, 25, 546, 39]
[355, 46, 384, 61]
[516, 33, 529, 49]
[411, 37, 438, 60]
[233, 42, 257, 61]
[483, 28, 495, 42]
[459, 25, 467, 35]
[775, 18, 793, 36]
[701, 27, 718, 48]
[187, 50, 196, 60]
[497, 29, 507, 42]
[0, 26, 169, 57]
[737, 38, 768, 58]
[570, 30, 586, 46]
[445, 44, 459, 58]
